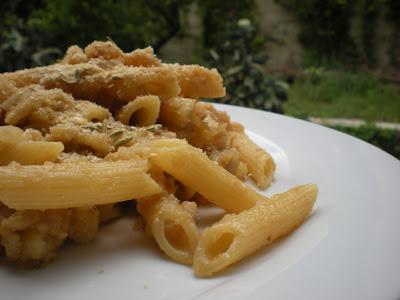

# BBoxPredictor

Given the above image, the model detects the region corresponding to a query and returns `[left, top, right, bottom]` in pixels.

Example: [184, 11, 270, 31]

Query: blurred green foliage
[198, 0, 287, 112]
[197, 0, 257, 49]
[360, 0, 385, 67]
[207, 19, 287, 112]
[385, 0, 400, 68]
[331, 125, 400, 159]
[0, 0, 193, 71]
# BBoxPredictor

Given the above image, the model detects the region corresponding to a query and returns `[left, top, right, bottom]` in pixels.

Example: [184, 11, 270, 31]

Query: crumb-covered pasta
[0, 40, 317, 276]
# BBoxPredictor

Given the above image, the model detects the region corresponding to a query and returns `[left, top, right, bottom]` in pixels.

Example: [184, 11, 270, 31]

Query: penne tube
[193, 184, 318, 277]
[0, 160, 162, 210]
[48, 124, 114, 156]
[158, 97, 196, 129]
[138, 195, 199, 265]
[14, 141, 64, 165]
[167, 64, 226, 98]
[149, 139, 264, 213]
[0, 126, 64, 165]
[230, 132, 276, 189]
[117, 95, 160, 126]
[1, 64, 181, 102]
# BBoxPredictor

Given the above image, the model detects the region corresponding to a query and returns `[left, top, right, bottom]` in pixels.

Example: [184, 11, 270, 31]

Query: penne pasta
[117, 95, 161, 126]
[193, 184, 318, 277]
[61, 42, 161, 67]
[14, 141, 64, 165]
[158, 97, 196, 129]
[0, 160, 162, 210]
[1, 85, 110, 130]
[230, 132, 276, 189]
[167, 64, 226, 99]
[0, 126, 64, 165]
[0, 64, 181, 103]
[83, 42, 161, 67]
[137, 195, 199, 265]
[48, 124, 114, 156]
[0, 40, 318, 274]
[149, 139, 264, 213]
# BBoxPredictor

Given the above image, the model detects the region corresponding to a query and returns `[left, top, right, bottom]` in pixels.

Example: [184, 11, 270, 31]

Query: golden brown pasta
[117, 95, 161, 126]
[0, 209, 71, 263]
[84, 41, 161, 67]
[0, 64, 181, 103]
[60, 45, 87, 65]
[0, 40, 317, 276]
[0, 126, 64, 165]
[230, 132, 276, 188]
[48, 123, 114, 156]
[193, 184, 318, 277]
[0, 78, 17, 103]
[68, 206, 99, 243]
[158, 97, 196, 129]
[167, 64, 226, 98]
[0, 85, 110, 130]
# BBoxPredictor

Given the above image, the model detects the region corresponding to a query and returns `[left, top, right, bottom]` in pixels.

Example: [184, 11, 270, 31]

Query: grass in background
[283, 70, 400, 122]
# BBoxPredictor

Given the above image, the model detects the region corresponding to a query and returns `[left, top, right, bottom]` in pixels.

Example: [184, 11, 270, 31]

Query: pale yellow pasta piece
[1, 86, 74, 127]
[209, 148, 248, 180]
[48, 124, 113, 156]
[137, 194, 199, 265]
[230, 132, 276, 189]
[71, 101, 110, 124]
[0, 85, 110, 130]
[0, 126, 64, 165]
[149, 139, 264, 213]
[0, 160, 162, 210]
[0, 126, 25, 165]
[117, 95, 160, 126]
[14, 141, 64, 165]
[193, 184, 318, 277]
[158, 97, 196, 129]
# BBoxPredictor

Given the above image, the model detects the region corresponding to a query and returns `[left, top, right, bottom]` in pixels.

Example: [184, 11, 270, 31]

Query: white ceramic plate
[1, 104, 399, 300]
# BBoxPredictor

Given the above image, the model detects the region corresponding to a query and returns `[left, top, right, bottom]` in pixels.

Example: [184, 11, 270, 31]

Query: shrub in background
[206, 19, 287, 112]
[276, 0, 356, 64]
[0, 0, 193, 71]
[332, 125, 400, 159]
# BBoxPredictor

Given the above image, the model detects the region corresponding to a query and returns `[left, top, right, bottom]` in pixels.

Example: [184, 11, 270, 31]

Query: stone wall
[160, 1, 397, 73]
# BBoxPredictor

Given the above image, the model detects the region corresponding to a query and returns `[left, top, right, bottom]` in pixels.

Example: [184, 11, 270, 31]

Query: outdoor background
[1, 0, 399, 158]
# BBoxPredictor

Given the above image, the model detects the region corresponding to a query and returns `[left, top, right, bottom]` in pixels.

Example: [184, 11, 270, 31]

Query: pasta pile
[0, 41, 317, 276]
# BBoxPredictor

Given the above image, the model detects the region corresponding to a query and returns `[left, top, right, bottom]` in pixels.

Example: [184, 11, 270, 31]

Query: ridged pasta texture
[193, 184, 318, 277]
[0, 40, 317, 273]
